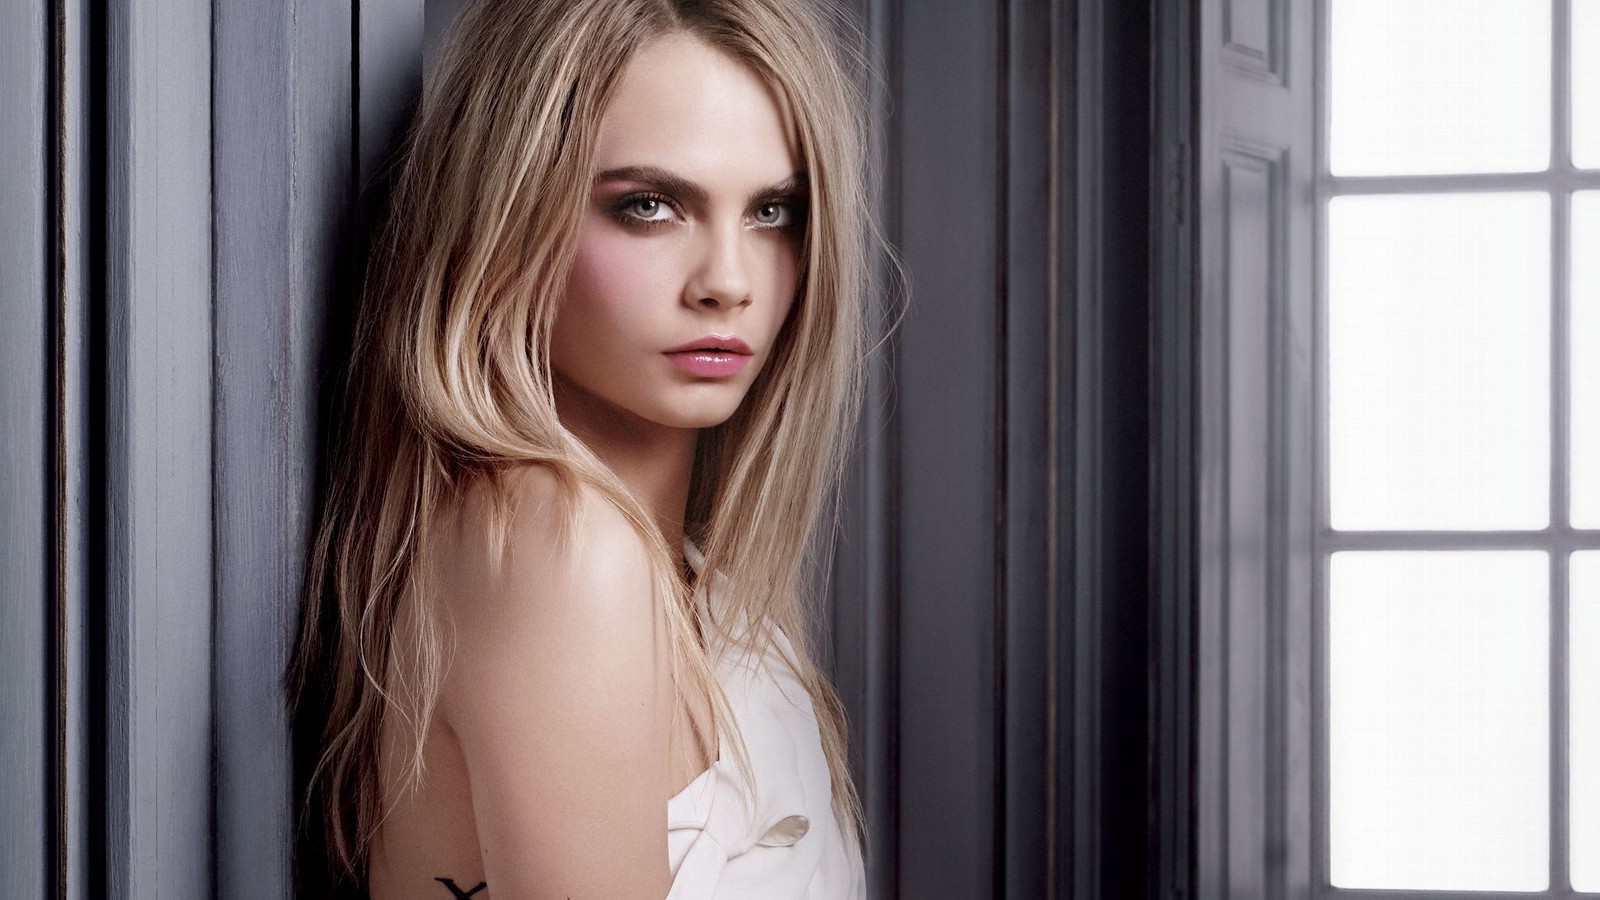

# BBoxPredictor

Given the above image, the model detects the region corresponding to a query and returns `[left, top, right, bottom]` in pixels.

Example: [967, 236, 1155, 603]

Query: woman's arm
[435, 466, 675, 899]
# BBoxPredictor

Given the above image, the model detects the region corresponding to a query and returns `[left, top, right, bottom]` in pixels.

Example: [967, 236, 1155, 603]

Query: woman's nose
[683, 224, 752, 310]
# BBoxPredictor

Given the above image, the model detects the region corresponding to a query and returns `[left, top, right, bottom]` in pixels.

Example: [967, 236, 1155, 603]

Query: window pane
[1577, 0, 1600, 169]
[1329, 551, 1549, 891]
[1330, 0, 1551, 176]
[1576, 553, 1600, 892]
[1329, 194, 1550, 531]
[1575, 193, 1600, 528]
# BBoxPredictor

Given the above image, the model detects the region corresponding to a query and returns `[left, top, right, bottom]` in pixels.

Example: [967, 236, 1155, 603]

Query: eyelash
[609, 192, 676, 229]
[607, 192, 807, 231]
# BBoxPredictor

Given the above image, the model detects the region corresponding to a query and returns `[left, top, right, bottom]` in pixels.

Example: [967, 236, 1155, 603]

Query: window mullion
[1556, 0, 1575, 174]
[1553, 0, 1574, 888]
[1324, 171, 1600, 196]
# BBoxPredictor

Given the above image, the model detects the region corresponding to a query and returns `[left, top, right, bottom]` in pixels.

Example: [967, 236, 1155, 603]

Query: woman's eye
[753, 202, 794, 228]
[615, 195, 676, 225]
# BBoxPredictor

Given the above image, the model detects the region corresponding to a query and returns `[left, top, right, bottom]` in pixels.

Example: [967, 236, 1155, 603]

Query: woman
[287, 0, 881, 896]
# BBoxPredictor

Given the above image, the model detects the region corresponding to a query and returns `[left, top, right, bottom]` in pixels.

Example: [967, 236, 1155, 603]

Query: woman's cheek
[754, 239, 801, 325]
[569, 223, 669, 315]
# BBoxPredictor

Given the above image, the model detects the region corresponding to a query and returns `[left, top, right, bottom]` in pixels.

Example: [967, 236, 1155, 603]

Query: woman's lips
[664, 350, 752, 378]
[663, 334, 753, 378]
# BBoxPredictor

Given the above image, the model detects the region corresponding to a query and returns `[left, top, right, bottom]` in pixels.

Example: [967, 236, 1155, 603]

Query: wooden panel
[213, 0, 353, 896]
[1002, 0, 1058, 895]
[0, 1, 52, 894]
[1222, 142, 1285, 900]
[103, 0, 215, 895]
[893, 0, 1000, 895]
[1223, 0, 1286, 84]
[1177, 0, 1315, 898]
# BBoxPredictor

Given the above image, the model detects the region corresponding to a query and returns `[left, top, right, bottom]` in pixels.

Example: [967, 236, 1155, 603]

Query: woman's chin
[654, 403, 743, 431]
[651, 384, 753, 430]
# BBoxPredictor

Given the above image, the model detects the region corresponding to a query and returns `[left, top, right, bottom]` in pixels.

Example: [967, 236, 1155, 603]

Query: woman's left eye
[752, 202, 794, 228]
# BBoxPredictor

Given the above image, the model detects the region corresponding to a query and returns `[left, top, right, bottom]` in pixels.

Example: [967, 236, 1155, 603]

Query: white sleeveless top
[665, 542, 867, 899]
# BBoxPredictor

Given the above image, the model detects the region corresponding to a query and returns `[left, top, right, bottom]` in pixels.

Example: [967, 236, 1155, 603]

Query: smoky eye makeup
[752, 195, 808, 231]
[606, 191, 680, 229]
[592, 163, 811, 232]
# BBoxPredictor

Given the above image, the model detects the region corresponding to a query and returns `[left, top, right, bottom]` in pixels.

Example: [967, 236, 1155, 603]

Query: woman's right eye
[613, 194, 677, 227]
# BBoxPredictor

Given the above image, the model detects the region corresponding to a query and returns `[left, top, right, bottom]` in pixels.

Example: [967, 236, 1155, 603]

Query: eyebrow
[592, 165, 809, 207]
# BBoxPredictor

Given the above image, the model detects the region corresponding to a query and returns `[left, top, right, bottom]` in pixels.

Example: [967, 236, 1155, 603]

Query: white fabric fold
[663, 541, 866, 899]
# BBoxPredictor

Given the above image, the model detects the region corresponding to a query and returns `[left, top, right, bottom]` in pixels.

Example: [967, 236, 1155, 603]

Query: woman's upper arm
[436, 474, 674, 900]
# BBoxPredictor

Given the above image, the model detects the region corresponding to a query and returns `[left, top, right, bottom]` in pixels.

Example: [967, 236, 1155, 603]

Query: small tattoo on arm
[434, 877, 488, 898]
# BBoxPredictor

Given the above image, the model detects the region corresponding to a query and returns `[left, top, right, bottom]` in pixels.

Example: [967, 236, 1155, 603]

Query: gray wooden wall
[1, 0, 1174, 897]
[830, 0, 1158, 897]
[2, 4, 52, 895]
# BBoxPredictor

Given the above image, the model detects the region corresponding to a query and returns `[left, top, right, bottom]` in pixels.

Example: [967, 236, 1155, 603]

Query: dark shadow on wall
[289, 4, 476, 893]
[288, 97, 418, 900]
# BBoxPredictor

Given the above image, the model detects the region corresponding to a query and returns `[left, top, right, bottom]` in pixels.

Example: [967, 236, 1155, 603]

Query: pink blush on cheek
[567, 223, 671, 312]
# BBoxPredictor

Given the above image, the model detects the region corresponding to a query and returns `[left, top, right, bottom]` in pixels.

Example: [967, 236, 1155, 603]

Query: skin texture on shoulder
[411, 464, 675, 899]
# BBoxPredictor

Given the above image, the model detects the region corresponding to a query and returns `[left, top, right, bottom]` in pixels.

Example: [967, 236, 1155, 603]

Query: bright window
[1321, 0, 1600, 893]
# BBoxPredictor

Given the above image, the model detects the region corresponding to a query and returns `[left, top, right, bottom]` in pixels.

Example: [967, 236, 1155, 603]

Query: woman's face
[551, 32, 806, 435]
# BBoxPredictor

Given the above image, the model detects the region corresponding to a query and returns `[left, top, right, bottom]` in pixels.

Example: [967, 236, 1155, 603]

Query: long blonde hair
[287, 0, 878, 886]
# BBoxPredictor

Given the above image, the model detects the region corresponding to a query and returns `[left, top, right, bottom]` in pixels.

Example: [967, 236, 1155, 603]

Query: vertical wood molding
[1066, 0, 1156, 895]
[1001, 0, 1061, 896]
[1218, 139, 1288, 900]
[59, 1, 97, 896]
[0, 0, 53, 893]
[102, 0, 215, 895]
[887, 1, 1004, 896]
[1152, 0, 1199, 896]
[213, 0, 353, 897]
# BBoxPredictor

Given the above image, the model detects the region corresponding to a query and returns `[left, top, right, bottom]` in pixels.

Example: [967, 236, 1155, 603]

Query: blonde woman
[287, 0, 881, 897]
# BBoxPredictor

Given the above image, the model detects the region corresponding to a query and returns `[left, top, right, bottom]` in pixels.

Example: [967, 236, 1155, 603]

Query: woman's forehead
[592, 31, 802, 195]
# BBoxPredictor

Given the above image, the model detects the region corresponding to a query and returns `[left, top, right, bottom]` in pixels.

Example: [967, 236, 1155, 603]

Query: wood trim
[100, 0, 215, 894]
[0, 1, 54, 894]
[212, 1, 354, 896]
[1000, 0, 1062, 895]
[1152, 1, 1200, 897]
[53, 1, 97, 897]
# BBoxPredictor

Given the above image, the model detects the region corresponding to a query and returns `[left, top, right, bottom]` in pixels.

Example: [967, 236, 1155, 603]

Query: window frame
[1311, 1, 1600, 896]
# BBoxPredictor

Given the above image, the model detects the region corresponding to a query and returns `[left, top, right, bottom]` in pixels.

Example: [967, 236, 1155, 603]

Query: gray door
[1151, 0, 1317, 897]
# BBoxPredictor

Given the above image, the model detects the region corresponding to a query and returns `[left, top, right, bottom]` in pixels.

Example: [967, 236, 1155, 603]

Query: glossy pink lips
[663, 334, 753, 378]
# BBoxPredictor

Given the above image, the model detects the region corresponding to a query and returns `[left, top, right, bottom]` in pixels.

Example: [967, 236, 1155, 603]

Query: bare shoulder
[436, 463, 653, 607]
[428, 463, 672, 898]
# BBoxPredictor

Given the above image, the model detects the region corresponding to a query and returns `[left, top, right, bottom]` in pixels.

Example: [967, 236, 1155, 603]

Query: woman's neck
[552, 379, 697, 557]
